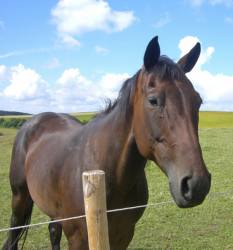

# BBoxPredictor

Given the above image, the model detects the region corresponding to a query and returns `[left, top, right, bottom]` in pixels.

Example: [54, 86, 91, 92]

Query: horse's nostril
[181, 176, 192, 201]
[176, 173, 211, 207]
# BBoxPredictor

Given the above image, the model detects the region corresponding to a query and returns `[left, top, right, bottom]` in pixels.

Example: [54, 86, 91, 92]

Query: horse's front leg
[63, 220, 88, 250]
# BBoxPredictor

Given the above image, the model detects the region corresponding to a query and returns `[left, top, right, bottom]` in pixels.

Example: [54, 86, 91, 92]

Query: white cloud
[95, 45, 109, 55]
[61, 34, 81, 47]
[189, 0, 233, 6]
[51, 0, 136, 46]
[178, 36, 233, 111]
[179, 36, 215, 68]
[0, 65, 9, 89]
[154, 12, 171, 28]
[0, 64, 51, 113]
[52, 68, 129, 111]
[2, 64, 49, 101]
[57, 68, 90, 87]
[0, 65, 7, 78]
[98, 73, 129, 99]
[2, 36, 233, 113]
[189, 70, 233, 103]
[0, 63, 129, 113]
[189, 0, 205, 6]
[45, 57, 61, 69]
[179, 36, 200, 57]
[52, 68, 95, 111]
[0, 47, 53, 59]
[0, 51, 26, 59]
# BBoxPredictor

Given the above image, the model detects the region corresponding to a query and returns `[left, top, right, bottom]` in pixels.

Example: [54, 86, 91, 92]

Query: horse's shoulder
[17, 112, 83, 151]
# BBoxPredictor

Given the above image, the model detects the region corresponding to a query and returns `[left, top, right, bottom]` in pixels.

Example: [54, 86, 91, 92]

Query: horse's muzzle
[169, 172, 211, 208]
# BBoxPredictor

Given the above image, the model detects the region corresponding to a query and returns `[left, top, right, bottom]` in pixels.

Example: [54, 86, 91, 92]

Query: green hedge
[0, 116, 88, 129]
[0, 118, 27, 128]
[0, 113, 94, 129]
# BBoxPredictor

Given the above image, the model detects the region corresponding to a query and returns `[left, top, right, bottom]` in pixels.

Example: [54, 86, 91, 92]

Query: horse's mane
[151, 56, 186, 82]
[95, 70, 140, 119]
[95, 56, 186, 119]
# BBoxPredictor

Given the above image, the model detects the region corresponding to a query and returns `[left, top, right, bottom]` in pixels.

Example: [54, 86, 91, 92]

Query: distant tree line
[0, 110, 31, 116]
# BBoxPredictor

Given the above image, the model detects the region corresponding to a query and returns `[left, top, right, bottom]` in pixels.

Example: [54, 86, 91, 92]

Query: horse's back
[9, 112, 83, 189]
[23, 112, 82, 144]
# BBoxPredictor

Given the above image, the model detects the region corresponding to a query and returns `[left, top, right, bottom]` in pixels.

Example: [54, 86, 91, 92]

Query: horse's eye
[148, 96, 158, 106]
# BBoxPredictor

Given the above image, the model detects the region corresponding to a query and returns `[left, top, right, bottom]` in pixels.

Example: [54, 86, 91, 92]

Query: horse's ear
[144, 36, 160, 71]
[177, 42, 201, 73]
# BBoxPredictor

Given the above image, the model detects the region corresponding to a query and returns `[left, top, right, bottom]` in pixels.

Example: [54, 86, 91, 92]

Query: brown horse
[3, 36, 211, 250]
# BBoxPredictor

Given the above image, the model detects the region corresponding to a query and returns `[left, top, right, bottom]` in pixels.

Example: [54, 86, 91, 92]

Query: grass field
[199, 111, 233, 128]
[0, 112, 233, 249]
[1, 111, 233, 128]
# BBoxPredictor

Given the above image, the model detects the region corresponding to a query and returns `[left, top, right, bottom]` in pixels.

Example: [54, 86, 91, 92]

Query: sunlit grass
[0, 112, 233, 249]
[199, 111, 233, 128]
[1, 111, 233, 129]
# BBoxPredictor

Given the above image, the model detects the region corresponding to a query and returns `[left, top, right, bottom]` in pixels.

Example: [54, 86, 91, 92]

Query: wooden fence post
[82, 170, 110, 250]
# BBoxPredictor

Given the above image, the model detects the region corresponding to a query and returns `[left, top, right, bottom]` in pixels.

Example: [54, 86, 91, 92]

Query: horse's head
[133, 36, 211, 208]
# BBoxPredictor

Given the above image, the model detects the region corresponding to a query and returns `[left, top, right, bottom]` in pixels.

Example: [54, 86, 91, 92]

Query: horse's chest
[107, 207, 144, 250]
[106, 178, 148, 249]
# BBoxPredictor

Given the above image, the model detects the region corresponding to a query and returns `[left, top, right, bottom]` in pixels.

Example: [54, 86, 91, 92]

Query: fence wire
[0, 188, 232, 233]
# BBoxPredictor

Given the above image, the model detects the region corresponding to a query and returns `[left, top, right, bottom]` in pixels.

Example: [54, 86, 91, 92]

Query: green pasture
[0, 112, 232, 249]
[199, 111, 233, 128]
[0, 111, 233, 129]
[0, 112, 95, 128]
[74, 112, 95, 123]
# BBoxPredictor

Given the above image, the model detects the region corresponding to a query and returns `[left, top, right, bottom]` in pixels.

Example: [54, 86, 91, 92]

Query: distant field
[0, 112, 233, 249]
[0, 113, 95, 128]
[0, 115, 31, 119]
[73, 112, 95, 123]
[1, 111, 233, 128]
[199, 111, 233, 128]
[0, 113, 94, 121]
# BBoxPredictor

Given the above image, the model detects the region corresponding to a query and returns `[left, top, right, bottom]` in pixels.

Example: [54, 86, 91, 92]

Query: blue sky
[0, 0, 233, 113]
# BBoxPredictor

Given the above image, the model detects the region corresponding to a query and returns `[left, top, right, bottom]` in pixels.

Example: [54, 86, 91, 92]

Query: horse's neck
[99, 107, 147, 191]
